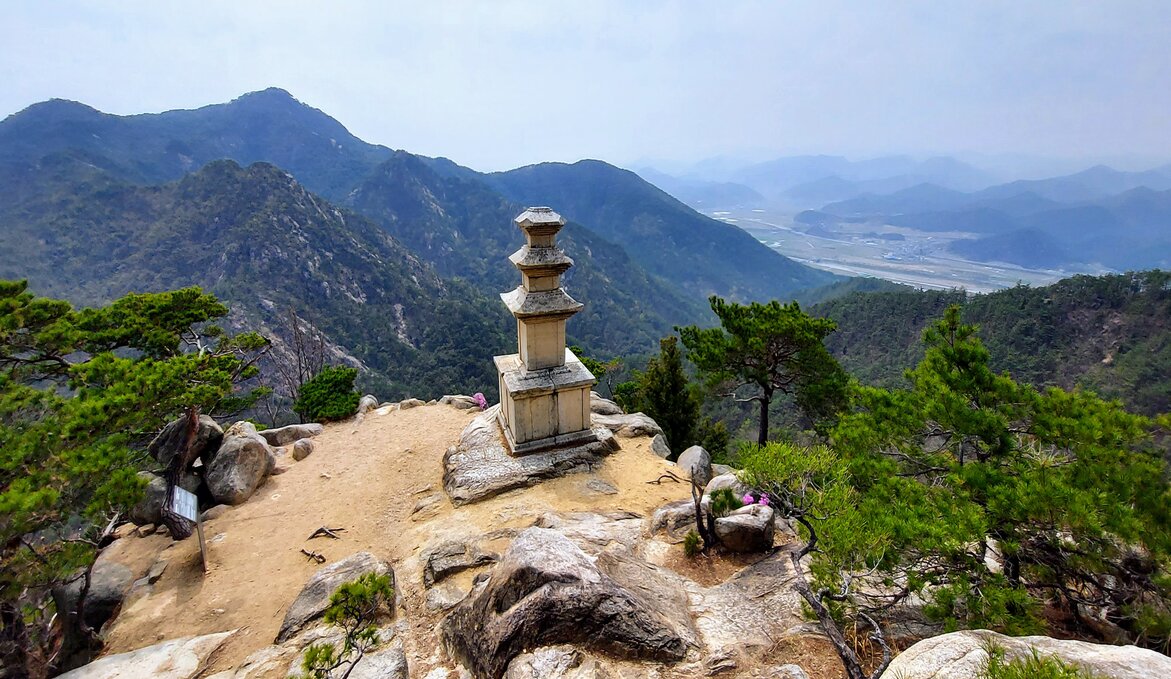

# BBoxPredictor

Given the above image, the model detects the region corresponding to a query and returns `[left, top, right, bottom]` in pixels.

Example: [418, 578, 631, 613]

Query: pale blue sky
[2, 1, 1169, 171]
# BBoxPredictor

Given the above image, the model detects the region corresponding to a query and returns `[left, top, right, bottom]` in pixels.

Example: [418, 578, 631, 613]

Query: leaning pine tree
[0, 281, 268, 677]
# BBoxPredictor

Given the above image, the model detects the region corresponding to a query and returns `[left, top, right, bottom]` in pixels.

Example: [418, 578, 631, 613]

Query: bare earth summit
[100, 402, 846, 678]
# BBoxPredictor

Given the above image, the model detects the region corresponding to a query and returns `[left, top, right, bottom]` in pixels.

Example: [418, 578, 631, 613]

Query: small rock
[200, 505, 229, 522]
[422, 540, 497, 587]
[398, 398, 426, 409]
[357, 394, 379, 416]
[714, 504, 775, 553]
[147, 560, 168, 584]
[425, 582, 469, 612]
[712, 463, 736, 476]
[137, 524, 157, 538]
[348, 643, 408, 679]
[584, 478, 619, 495]
[676, 445, 713, 487]
[129, 472, 169, 526]
[269, 447, 293, 475]
[649, 499, 697, 541]
[589, 391, 624, 415]
[258, 423, 323, 446]
[650, 434, 671, 459]
[592, 411, 663, 438]
[440, 394, 479, 410]
[411, 493, 444, 519]
[292, 438, 315, 461]
[762, 665, 810, 679]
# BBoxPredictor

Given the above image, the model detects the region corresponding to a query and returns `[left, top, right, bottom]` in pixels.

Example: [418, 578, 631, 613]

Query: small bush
[295, 366, 361, 422]
[982, 646, 1099, 679]
[683, 530, 702, 558]
[299, 571, 395, 678]
[710, 487, 743, 517]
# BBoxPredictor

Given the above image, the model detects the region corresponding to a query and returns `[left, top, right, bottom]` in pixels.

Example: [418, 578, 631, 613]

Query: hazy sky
[3, 1, 1169, 172]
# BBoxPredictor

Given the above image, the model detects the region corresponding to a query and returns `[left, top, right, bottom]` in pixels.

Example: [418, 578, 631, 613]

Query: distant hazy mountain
[727, 154, 996, 201]
[814, 169, 1171, 270]
[633, 167, 764, 209]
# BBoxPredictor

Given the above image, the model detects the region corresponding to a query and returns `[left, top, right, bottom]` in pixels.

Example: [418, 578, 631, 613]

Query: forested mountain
[0, 157, 509, 398]
[0, 88, 393, 200]
[0, 89, 836, 365]
[812, 270, 1171, 416]
[344, 152, 709, 354]
[483, 160, 839, 300]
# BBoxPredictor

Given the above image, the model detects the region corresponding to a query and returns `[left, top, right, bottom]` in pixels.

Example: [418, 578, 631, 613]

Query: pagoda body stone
[495, 207, 598, 455]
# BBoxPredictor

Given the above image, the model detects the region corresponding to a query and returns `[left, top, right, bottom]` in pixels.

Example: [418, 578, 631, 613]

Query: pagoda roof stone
[500, 286, 583, 319]
[509, 245, 574, 272]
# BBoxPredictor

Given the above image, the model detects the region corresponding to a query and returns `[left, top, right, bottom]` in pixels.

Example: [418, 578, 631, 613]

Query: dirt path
[103, 403, 690, 675]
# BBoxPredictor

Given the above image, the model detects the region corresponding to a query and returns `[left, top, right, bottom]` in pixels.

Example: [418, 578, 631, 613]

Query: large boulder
[880, 629, 1171, 679]
[442, 528, 691, 678]
[591, 411, 663, 438]
[422, 540, 498, 588]
[56, 630, 236, 679]
[258, 422, 323, 446]
[443, 406, 620, 506]
[148, 414, 224, 469]
[714, 503, 776, 553]
[276, 552, 394, 643]
[128, 471, 169, 525]
[676, 445, 712, 487]
[206, 426, 272, 505]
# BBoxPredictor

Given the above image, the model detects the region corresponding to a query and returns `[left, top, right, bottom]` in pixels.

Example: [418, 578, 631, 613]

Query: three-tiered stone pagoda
[494, 207, 598, 454]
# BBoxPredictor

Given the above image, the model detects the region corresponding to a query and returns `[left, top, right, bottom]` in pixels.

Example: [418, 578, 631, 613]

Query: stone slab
[443, 406, 620, 506]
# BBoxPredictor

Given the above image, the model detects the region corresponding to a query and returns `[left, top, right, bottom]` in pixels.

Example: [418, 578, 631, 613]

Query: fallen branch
[308, 526, 346, 540]
[647, 470, 686, 485]
[300, 549, 326, 564]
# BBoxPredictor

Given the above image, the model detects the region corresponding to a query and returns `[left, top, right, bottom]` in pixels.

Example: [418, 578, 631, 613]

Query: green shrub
[294, 366, 360, 422]
[709, 487, 743, 517]
[683, 530, 702, 558]
[982, 646, 1099, 679]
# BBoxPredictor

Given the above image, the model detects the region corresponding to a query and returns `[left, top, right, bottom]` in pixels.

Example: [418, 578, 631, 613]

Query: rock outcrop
[880, 629, 1171, 679]
[589, 392, 623, 416]
[258, 422, 323, 447]
[443, 406, 620, 506]
[442, 528, 692, 678]
[148, 414, 224, 469]
[206, 424, 272, 505]
[276, 552, 394, 643]
[56, 630, 237, 679]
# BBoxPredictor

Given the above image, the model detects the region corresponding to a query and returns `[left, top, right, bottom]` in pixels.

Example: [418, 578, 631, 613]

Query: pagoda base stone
[495, 350, 596, 455]
[443, 405, 620, 506]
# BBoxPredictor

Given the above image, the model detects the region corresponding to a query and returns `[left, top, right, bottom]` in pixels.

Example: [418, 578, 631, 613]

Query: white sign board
[168, 486, 208, 574]
[168, 487, 199, 523]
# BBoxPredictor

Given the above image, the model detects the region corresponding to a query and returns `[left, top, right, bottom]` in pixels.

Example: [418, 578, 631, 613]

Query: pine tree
[0, 281, 268, 676]
[636, 336, 701, 456]
[678, 296, 845, 445]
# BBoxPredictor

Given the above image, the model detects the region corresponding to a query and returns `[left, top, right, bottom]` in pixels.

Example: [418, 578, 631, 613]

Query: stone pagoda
[494, 207, 597, 454]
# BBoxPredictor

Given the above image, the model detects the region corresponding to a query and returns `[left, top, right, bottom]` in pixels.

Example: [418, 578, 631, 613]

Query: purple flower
[473, 392, 488, 410]
[758, 494, 770, 506]
[742, 493, 754, 505]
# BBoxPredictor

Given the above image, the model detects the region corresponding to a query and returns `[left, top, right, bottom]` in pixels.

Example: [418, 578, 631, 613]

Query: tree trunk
[0, 601, 31, 679]
[788, 550, 869, 679]
[757, 394, 771, 447]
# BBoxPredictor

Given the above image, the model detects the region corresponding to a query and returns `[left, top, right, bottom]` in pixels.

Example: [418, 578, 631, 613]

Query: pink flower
[742, 493, 754, 505]
[473, 392, 488, 410]
[758, 494, 770, 506]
